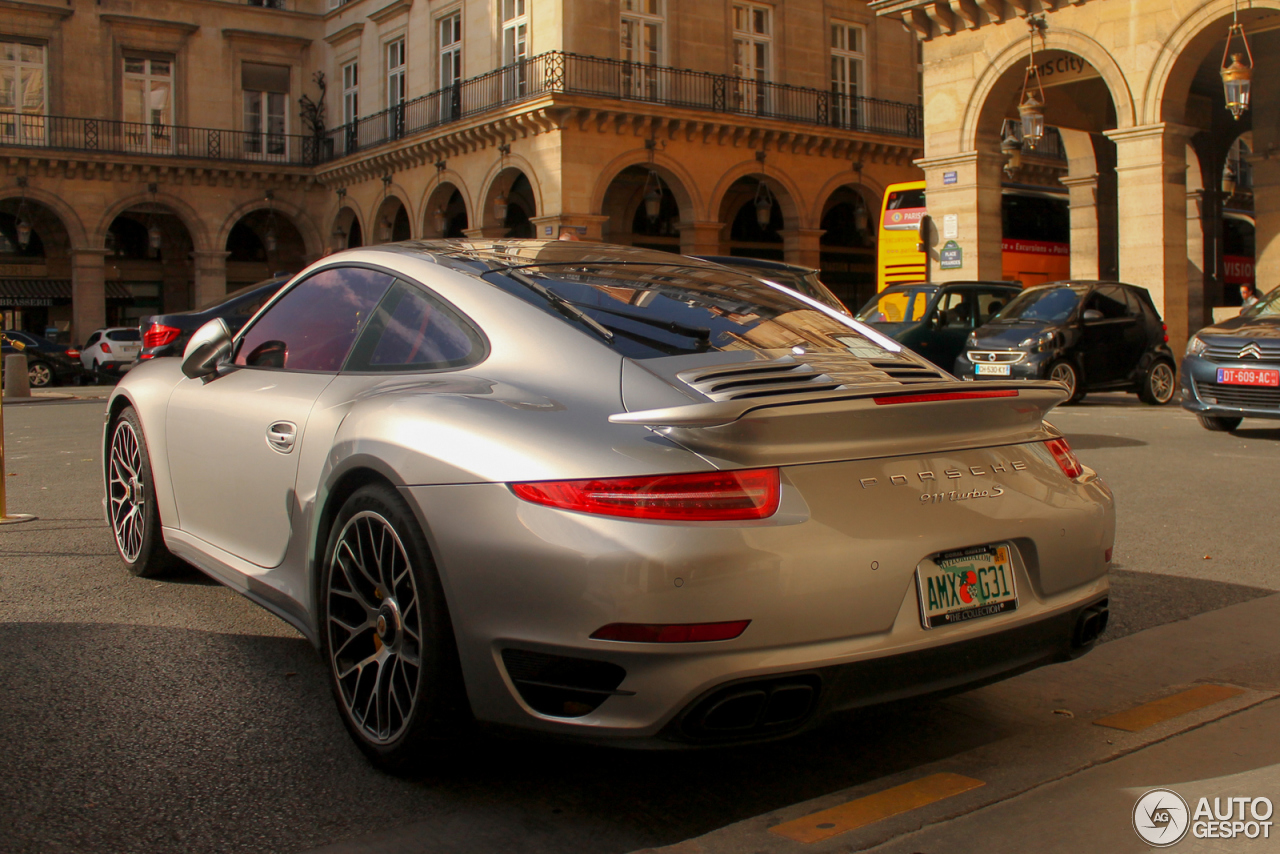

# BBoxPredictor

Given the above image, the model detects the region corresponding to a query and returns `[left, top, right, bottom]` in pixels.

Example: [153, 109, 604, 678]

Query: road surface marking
[1093, 684, 1245, 732]
[768, 772, 985, 843]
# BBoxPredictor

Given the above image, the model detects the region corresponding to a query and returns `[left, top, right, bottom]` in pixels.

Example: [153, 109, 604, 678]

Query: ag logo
[1134, 788, 1190, 847]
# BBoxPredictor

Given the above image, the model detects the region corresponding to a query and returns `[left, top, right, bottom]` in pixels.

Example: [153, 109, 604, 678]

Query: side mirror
[1082, 309, 1104, 322]
[182, 318, 233, 380]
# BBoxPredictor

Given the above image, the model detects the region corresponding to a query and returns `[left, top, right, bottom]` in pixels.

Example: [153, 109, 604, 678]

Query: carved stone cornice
[871, 0, 1093, 39]
[315, 95, 923, 185]
[1, 150, 320, 191]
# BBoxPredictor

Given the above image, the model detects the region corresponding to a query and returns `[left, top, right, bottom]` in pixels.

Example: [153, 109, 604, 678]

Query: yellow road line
[768, 772, 985, 844]
[1093, 684, 1245, 732]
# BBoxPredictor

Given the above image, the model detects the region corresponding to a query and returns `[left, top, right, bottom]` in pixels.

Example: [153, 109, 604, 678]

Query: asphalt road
[0, 393, 1275, 854]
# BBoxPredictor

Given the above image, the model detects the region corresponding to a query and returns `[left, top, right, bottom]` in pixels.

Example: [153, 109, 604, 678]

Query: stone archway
[600, 164, 689, 254]
[713, 169, 802, 264]
[422, 180, 469, 239]
[479, 163, 541, 237]
[224, 208, 308, 289]
[371, 193, 412, 244]
[0, 195, 76, 338]
[330, 206, 364, 253]
[817, 183, 878, 309]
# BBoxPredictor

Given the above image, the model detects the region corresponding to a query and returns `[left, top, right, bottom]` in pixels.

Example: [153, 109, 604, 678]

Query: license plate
[917, 544, 1018, 629]
[975, 363, 1010, 376]
[1217, 367, 1279, 387]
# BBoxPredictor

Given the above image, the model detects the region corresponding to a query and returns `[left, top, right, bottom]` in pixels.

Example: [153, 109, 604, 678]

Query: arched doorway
[372, 195, 411, 244]
[330, 206, 363, 253]
[423, 182, 468, 238]
[225, 208, 308, 292]
[484, 169, 536, 238]
[105, 202, 196, 326]
[600, 165, 683, 253]
[718, 175, 790, 262]
[818, 185, 876, 309]
[0, 196, 75, 338]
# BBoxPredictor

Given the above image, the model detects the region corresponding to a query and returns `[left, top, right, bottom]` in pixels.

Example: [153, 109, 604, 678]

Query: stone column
[529, 214, 609, 241]
[1104, 123, 1195, 353]
[1185, 189, 1208, 332]
[915, 150, 1004, 282]
[781, 228, 824, 270]
[1061, 174, 1099, 280]
[191, 251, 230, 310]
[679, 221, 725, 257]
[71, 249, 108, 346]
[1252, 50, 1280, 295]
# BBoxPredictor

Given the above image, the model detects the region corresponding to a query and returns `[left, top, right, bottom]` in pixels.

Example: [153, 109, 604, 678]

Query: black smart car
[137, 276, 289, 361]
[957, 280, 1177, 404]
[855, 281, 1022, 370]
[1182, 287, 1280, 431]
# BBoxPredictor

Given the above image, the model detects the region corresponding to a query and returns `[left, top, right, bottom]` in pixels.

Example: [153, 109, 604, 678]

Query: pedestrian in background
[1240, 283, 1260, 310]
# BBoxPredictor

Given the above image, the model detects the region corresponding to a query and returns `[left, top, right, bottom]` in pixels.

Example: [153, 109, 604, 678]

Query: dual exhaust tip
[1073, 600, 1110, 648]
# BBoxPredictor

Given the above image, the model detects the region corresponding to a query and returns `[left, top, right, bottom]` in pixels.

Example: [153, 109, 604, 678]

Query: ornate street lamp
[493, 191, 509, 223]
[1220, 1, 1253, 120]
[330, 222, 347, 253]
[1018, 16, 1048, 149]
[1001, 126, 1023, 176]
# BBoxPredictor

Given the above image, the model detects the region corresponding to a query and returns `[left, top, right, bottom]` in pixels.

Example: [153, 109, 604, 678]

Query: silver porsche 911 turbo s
[103, 240, 1113, 769]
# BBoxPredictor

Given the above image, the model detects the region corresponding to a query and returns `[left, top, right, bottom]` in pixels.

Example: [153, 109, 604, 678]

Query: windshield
[995, 286, 1086, 323]
[855, 287, 937, 324]
[1245, 287, 1280, 317]
[482, 263, 895, 361]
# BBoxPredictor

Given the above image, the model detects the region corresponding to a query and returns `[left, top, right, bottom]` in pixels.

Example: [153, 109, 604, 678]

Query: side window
[934, 291, 972, 328]
[345, 279, 484, 372]
[1086, 286, 1128, 320]
[1119, 288, 1145, 319]
[235, 267, 394, 371]
[976, 290, 1011, 325]
[85, 332, 101, 347]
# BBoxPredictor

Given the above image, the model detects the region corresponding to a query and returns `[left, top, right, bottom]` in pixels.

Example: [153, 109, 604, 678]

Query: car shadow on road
[1229, 426, 1280, 442]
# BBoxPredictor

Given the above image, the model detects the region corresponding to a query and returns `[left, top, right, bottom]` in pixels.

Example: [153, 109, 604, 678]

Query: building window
[0, 41, 47, 144]
[439, 11, 462, 118]
[830, 22, 864, 129]
[242, 62, 289, 159]
[732, 2, 771, 114]
[620, 0, 662, 98]
[386, 39, 406, 137]
[123, 56, 174, 153]
[341, 61, 359, 125]
[501, 0, 528, 98]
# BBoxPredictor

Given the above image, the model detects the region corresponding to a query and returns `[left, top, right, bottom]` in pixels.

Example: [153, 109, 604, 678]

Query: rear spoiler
[610, 381, 1069, 466]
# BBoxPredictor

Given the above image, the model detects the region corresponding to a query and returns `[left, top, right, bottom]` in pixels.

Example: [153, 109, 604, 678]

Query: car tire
[1048, 360, 1085, 404]
[1138, 361, 1177, 405]
[91, 359, 103, 385]
[27, 360, 53, 388]
[319, 483, 465, 772]
[106, 407, 181, 577]
[1197, 413, 1242, 432]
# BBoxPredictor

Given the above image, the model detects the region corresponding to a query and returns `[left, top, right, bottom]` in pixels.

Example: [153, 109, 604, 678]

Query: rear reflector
[142, 323, 181, 349]
[511, 469, 780, 521]
[873, 389, 1019, 405]
[591, 620, 751, 643]
[1045, 438, 1084, 479]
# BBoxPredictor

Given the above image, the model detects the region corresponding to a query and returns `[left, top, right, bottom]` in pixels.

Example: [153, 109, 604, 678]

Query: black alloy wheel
[107, 407, 180, 577]
[27, 360, 53, 388]
[320, 483, 464, 771]
[1197, 413, 1242, 432]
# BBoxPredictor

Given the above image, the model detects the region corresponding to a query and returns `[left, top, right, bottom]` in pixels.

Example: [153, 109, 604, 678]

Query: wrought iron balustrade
[0, 112, 323, 165]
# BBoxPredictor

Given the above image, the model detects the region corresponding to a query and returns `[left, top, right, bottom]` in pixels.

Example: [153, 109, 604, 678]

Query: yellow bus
[876, 181, 1071, 291]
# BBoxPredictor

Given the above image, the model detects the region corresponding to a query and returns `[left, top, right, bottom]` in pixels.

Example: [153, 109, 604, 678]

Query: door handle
[266, 421, 297, 453]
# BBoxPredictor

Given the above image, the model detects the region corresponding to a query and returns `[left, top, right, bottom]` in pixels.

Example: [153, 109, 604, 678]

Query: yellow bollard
[0, 332, 38, 524]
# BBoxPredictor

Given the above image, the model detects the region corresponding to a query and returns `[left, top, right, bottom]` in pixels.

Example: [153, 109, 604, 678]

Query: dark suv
[855, 281, 1022, 370]
[1182, 286, 1280, 431]
[957, 280, 1177, 404]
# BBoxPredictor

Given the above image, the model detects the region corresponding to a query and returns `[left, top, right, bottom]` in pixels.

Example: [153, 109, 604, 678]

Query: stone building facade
[0, 0, 927, 344]
[872, 0, 1279, 352]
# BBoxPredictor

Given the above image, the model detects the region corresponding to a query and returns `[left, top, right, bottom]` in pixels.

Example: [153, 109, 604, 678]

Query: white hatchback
[81, 327, 142, 378]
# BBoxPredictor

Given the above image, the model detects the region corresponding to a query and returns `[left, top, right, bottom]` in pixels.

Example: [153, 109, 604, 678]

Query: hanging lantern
[1001, 128, 1023, 175]
[642, 171, 664, 221]
[494, 191, 509, 223]
[264, 225, 278, 253]
[15, 213, 32, 250]
[148, 221, 162, 252]
[378, 216, 393, 243]
[1220, 52, 1253, 121]
[853, 200, 869, 235]
[433, 207, 447, 235]
[331, 222, 347, 253]
[1017, 16, 1048, 149]
[753, 180, 774, 231]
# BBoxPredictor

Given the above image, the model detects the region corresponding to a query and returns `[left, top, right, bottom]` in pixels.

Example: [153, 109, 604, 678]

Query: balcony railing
[0, 52, 923, 168]
[326, 51, 923, 161]
[0, 112, 323, 165]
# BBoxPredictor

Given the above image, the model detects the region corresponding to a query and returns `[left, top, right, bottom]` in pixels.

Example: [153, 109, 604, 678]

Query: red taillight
[1162, 323, 1169, 343]
[591, 620, 751, 643]
[142, 323, 181, 349]
[510, 468, 780, 521]
[100, 342, 112, 354]
[1045, 438, 1084, 479]
[873, 390, 1019, 405]
[139, 353, 154, 360]
[64, 348, 79, 359]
